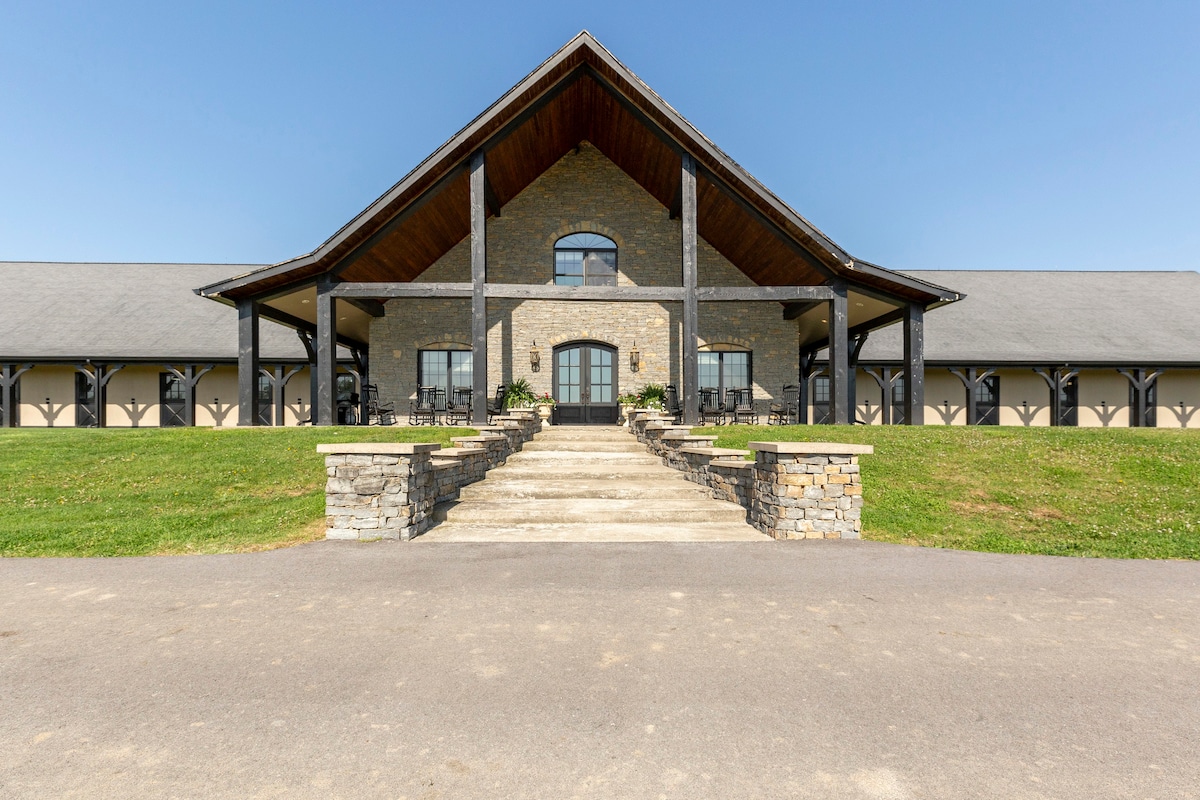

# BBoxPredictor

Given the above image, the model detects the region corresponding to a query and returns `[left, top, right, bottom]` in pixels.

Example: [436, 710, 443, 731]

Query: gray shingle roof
[859, 270, 1200, 366]
[0, 262, 310, 361]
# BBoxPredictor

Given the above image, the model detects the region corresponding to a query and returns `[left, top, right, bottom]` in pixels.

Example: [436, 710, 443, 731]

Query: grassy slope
[0, 427, 471, 557]
[702, 425, 1200, 559]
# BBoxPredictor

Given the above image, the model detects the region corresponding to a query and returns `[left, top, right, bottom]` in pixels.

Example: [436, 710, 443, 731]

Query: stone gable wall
[370, 142, 799, 412]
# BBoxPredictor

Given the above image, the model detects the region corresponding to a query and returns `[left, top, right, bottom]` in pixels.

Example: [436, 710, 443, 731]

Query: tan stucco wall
[1157, 370, 1200, 428]
[16, 365, 75, 427]
[1077, 369, 1131, 427]
[370, 142, 799, 412]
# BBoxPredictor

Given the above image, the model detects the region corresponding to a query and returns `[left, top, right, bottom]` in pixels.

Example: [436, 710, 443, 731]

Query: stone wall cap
[661, 432, 718, 441]
[748, 441, 874, 455]
[451, 435, 505, 443]
[431, 447, 486, 459]
[710, 458, 754, 469]
[316, 442, 442, 455]
[681, 447, 751, 457]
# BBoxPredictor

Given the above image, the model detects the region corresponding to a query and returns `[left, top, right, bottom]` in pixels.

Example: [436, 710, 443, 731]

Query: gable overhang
[197, 32, 960, 333]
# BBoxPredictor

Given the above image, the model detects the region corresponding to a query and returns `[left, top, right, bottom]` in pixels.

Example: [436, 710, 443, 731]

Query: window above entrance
[554, 233, 617, 286]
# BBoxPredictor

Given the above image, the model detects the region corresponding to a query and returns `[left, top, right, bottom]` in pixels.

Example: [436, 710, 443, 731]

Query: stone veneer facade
[369, 142, 798, 416]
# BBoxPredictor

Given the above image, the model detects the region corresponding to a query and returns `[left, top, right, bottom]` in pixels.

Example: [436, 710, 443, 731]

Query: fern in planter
[503, 377, 538, 409]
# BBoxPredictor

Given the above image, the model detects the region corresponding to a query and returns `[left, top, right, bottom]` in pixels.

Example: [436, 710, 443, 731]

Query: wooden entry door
[553, 343, 618, 424]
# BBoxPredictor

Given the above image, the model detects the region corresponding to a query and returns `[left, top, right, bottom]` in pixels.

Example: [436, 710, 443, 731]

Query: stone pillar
[748, 441, 873, 540]
[318, 443, 440, 541]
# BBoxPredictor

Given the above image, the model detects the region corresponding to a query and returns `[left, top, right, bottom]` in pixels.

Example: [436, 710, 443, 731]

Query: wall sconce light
[529, 341, 541, 372]
[630, 341, 641, 372]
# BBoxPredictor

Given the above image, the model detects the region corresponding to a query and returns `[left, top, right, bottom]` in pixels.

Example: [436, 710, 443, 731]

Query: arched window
[554, 233, 617, 286]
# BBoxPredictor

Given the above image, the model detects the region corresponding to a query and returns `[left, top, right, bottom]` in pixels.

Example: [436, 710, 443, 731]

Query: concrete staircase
[419, 426, 766, 542]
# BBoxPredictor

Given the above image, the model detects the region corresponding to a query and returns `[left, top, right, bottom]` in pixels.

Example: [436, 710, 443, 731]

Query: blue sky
[2, 1, 1197, 271]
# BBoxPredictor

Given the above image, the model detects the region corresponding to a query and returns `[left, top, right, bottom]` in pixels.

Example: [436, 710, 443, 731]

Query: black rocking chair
[409, 386, 438, 426]
[663, 384, 683, 424]
[364, 383, 396, 426]
[486, 384, 507, 424]
[699, 387, 724, 425]
[730, 387, 757, 425]
[443, 386, 472, 426]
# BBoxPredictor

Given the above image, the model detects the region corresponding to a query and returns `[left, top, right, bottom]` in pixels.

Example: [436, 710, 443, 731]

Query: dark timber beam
[257, 304, 368, 351]
[260, 364, 303, 426]
[315, 277, 338, 425]
[827, 283, 849, 424]
[74, 364, 124, 427]
[696, 286, 834, 302]
[237, 298, 260, 426]
[332, 282, 474, 299]
[470, 151, 489, 425]
[297, 330, 317, 424]
[798, 350, 820, 425]
[848, 333, 869, 423]
[1034, 367, 1079, 427]
[783, 301, 821, 321]
[681, 153, 699, 425]
[1118, 368, 1164, 428]
[902, 304, 925, 425]
[863, 367, 900, 425]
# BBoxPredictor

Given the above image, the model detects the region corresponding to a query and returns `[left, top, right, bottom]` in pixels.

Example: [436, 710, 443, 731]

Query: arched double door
[552, 342, 618, 424]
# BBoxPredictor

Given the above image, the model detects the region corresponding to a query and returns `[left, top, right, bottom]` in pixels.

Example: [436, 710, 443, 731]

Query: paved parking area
[2, 541, 1198, 799]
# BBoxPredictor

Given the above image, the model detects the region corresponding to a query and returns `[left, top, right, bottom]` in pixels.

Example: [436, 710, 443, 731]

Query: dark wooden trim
[72, 363, 124, 427]
[344, 298, 386, 318]
[863, 367, 901, 425]
[489, 285, 686, 301]
[1, 364, 32, 428]
[259, 364, 303, 426]
[949, 367, 996, 426]
[484, 173, 502, 218]
[783, 301, 821, 321]
[1117, 368, 1164, 428]
[902, 304, 925, 425]
[585, 66, 686, 157]
[797, 350, 820, 425]
[470, 152, 489, 425]
[827, 284, 849, 424]
[315, 277, 337, 425]
[331, 282, 474, 299]
[163, 363, 213, 427]
[1034, 367, 1079, 427]
[696, 286, 834, 302]
[681, 153, 699, 425]
[237, 299, 260, 426]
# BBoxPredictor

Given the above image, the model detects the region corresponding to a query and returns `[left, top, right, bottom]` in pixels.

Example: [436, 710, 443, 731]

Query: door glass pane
[557, 348, 580, 403]
[723, 352, 749, 391]
[450, 351, 472, 391]
[698, 353, 719, 391]
[590, 347, 613, 403]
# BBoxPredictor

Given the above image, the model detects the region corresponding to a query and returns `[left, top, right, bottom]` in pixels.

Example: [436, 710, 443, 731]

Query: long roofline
[198, 31, 957, 305]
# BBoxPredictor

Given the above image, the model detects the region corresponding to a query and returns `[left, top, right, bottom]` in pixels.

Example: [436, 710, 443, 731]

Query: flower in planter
[534, 392, 556, 406]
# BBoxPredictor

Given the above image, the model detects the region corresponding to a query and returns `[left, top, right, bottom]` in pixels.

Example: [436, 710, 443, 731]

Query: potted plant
[533, 391, 556, 422]
[617, 392, 639, 426]
[636, 383, 667, 412]
[502, 377, 538, 410]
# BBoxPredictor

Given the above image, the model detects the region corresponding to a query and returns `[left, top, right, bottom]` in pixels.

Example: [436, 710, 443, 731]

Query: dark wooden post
[259, 365, 303, 426]
[1, 364, 31, 428]
[681, 153, 699, 425]
[76, 364, 124, 427]
[1118, 368, 1163, 428]
[353, 349, 369, 426]
[950, 367, 995, 426]
[827, 283, 849, 424]
[315, 277, 338, 425]
[1035, 367, 1079, 427]
[237, 298, 260, 426]
[863, 367, 897, 425]
[296, 330, 317, 423]
[470, 151, 489, 425]
[848, 333, 868, 423]
[902, 303, 925, 425]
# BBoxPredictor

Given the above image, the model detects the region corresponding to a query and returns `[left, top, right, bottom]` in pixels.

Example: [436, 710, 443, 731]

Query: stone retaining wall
[635, 422, 872, 541]
[319, 413, 540, 542]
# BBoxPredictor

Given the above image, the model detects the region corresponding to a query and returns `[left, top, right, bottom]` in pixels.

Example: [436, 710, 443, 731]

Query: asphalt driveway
[2, 541, 1197, 799]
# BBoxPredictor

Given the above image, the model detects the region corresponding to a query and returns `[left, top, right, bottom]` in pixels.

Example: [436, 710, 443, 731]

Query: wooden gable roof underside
[199, 32, 958, 309]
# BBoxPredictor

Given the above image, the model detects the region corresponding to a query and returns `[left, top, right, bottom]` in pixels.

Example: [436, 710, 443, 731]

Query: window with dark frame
[697, 351, 751, 398]
[418, 350, 472, 399]
[554, 233, 617, 286]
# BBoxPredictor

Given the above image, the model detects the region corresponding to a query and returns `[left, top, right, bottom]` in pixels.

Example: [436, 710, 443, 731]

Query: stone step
[485, 463, 682, 481]
[532, 428, 633, 441]
[521, 440, 645, 453]
[457, 478, 711, 501]
[433, 498, 748, 525]
[417, 522, 768, 542]
[505, 451, 663, 466]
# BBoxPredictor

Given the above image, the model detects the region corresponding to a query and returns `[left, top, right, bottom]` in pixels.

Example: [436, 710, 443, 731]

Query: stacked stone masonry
[634, 420, 872, 541]
[318, 413, 539, 542]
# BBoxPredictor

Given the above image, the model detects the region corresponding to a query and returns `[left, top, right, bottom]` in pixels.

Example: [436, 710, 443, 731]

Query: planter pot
[536, 403, 554, 423]
[620, 403, 636, 426]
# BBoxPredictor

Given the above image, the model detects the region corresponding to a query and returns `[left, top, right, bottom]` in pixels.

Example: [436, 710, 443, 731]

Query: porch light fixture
[529, 341, 541, 372]
[630, 342, 640, 372]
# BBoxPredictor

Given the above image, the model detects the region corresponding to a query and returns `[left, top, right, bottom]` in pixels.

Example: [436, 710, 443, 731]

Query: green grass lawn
[702, 425, 1200, 559]
[3, 425, 1197, 559]
[0, 426, 472, 557]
